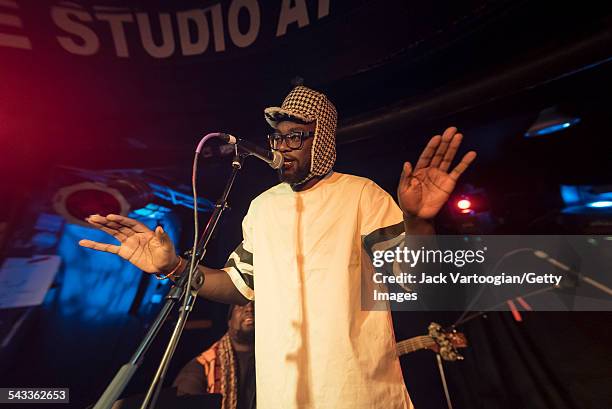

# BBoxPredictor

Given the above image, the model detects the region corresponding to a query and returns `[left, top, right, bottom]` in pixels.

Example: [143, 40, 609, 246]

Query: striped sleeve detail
[222, 242, 254, 300]
[362, 221, 405, 261]
[362, 222, 413, 291]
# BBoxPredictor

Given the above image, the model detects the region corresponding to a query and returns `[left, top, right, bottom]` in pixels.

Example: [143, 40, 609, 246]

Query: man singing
[79, 85, 476, 408]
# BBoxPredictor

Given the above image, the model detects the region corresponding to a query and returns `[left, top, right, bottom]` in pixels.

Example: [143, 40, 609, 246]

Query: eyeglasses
[267, 131, 314, 150]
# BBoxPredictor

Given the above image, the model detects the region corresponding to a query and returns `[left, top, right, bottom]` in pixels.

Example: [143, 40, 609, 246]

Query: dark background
[1, 1, 611, 408]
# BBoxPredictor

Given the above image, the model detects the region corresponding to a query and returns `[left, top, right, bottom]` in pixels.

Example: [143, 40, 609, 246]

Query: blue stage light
[524, 106, 580, 138]
[560, 185, 580, 206]
[587, 201, 612, 208]
[525, 118, 580, 137]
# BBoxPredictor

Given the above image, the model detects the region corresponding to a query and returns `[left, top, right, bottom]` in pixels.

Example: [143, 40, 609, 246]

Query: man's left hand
[398, 127, 477, 220]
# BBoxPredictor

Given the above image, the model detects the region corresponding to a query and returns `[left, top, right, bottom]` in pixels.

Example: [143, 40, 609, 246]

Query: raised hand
[78, 214, 179, 274]
[398, 127, 477, 220]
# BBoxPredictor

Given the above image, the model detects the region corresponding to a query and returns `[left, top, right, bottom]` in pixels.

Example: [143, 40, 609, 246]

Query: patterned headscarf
[264, 86, 338, 186]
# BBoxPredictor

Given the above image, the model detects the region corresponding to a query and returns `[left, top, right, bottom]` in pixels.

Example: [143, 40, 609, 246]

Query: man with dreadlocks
[80, 85, 477, 409]
[173, 302, 255, 409]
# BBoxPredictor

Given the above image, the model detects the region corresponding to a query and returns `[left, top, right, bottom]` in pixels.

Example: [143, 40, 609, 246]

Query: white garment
[223, 172, 413, 409]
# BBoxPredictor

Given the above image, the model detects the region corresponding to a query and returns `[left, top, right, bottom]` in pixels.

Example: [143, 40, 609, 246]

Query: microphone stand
[92, 153, 245, 409]
[435, 354, 454, 409]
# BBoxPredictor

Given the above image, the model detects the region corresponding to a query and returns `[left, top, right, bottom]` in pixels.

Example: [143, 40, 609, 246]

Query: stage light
[560, 185, 612, 215]
[449, 187, 497, 233]
[524, 106, 580, 138]
[53, 180, 152, 227]
[587, 201, 612, 208]
[450, 189, 490, 216]
[560, 185, 580, 206]
[457, 199, 472, 210]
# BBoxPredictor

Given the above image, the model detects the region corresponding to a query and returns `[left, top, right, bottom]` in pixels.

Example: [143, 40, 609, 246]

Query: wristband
[154, 257, 185, 280]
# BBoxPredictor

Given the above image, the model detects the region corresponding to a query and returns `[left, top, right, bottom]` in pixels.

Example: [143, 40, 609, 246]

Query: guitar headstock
[427, 322, 468, 361]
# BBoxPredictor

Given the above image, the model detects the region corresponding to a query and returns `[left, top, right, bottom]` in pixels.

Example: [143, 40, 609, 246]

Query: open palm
[78, 214, 178, 274]
[398, 127, 477, 219]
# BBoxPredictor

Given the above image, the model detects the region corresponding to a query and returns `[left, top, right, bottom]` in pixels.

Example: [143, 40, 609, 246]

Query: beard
[236, 326, 255, 343]
[278, 160, 311, 185]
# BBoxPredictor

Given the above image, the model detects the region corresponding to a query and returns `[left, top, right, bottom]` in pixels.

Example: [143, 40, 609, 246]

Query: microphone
[218, 133, 284, 169]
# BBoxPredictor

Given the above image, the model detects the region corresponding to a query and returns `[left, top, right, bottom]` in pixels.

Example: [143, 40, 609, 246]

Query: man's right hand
[78, 214, 179, 274]
[79, 214, 250, 306]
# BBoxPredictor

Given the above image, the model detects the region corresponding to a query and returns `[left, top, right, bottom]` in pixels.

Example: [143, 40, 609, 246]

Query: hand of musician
[78, 214, 179, 274]
[397, 127, 477, 220]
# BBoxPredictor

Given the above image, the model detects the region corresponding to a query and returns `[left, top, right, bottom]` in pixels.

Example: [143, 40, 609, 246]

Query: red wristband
[155, 257, 185, 280]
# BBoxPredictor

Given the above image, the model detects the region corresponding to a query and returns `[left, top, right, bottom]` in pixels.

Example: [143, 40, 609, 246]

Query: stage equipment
[92, 132, 265, 409]
[52, 169, 214, 227]
[219, 133, 284, 169]
[524, 106, 580, 137]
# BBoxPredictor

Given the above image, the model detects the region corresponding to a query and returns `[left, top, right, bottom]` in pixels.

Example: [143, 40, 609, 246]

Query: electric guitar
[396, 322, 468, 361]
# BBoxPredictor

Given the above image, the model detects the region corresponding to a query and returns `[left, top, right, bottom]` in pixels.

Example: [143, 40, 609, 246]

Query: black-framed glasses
[267, 131, 314, 150]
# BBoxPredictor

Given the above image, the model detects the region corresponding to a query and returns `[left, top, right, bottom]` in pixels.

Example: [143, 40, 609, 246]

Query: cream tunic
[223, 172, 413, 409]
